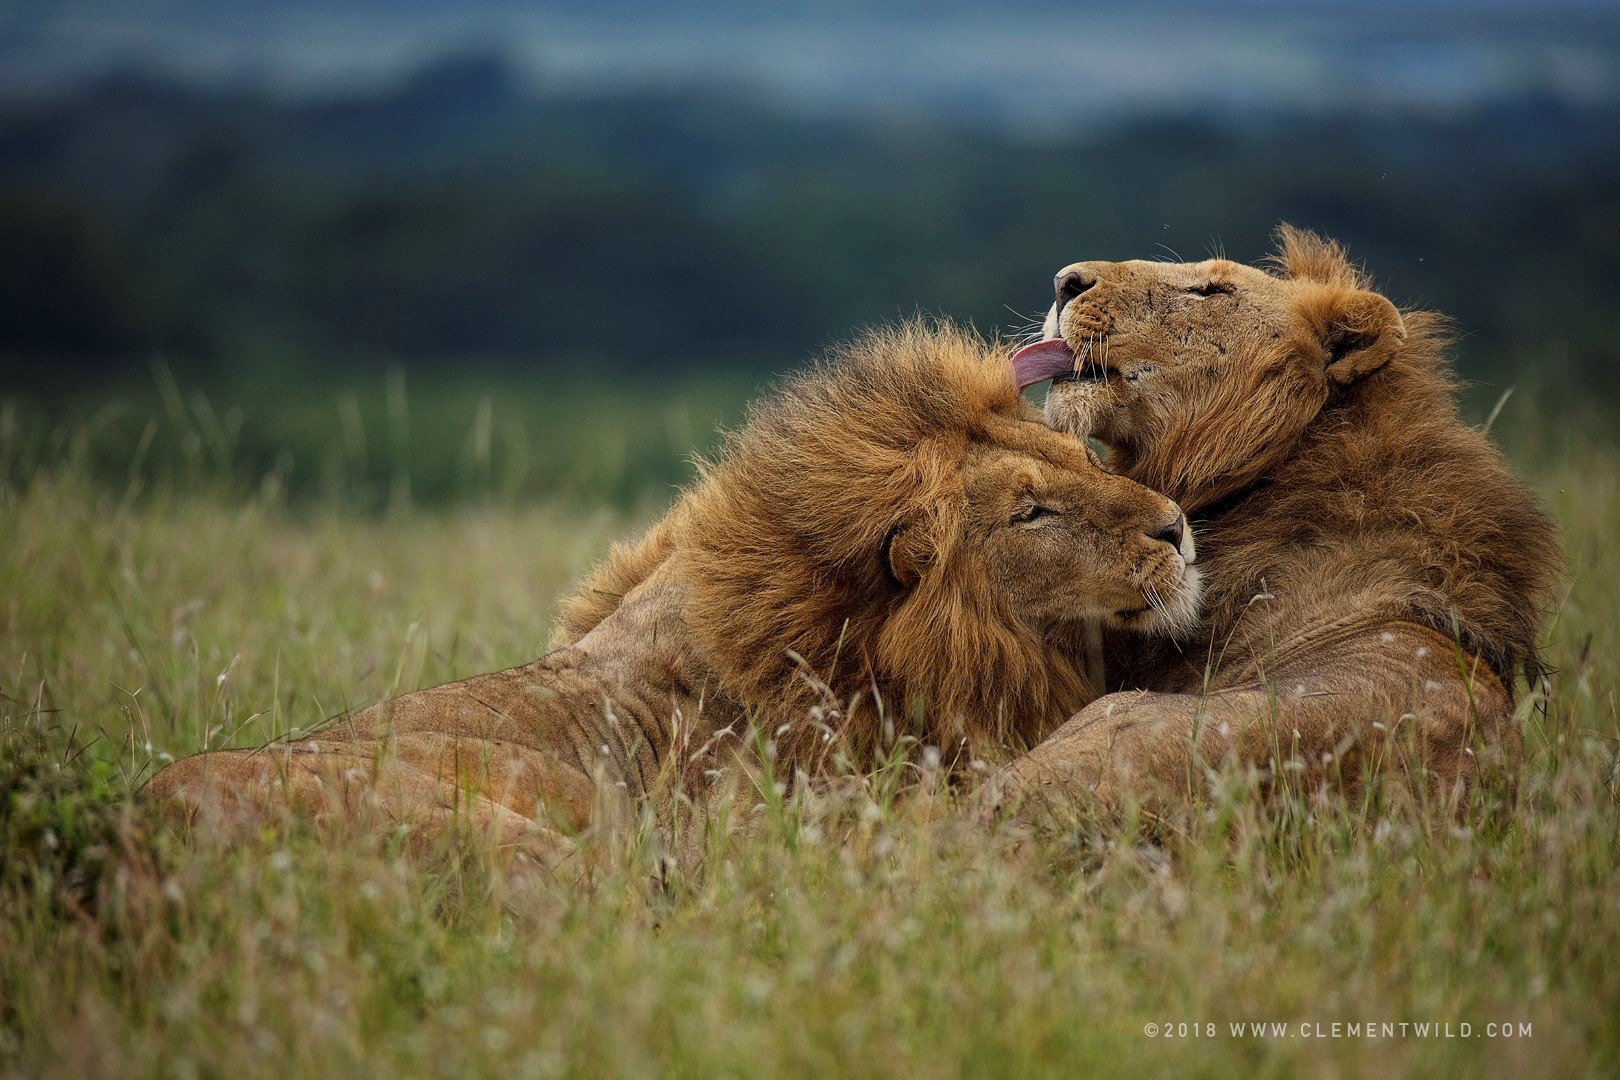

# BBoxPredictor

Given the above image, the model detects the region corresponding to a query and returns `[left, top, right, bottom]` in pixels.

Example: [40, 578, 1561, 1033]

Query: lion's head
[671, 321, 1201, 768]
[1013, 225, 1416, 511]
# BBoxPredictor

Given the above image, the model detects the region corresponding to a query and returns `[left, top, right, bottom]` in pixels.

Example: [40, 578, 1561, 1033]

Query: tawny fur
[984, 226, 1562, 817]
[147, 322, 1193, 858]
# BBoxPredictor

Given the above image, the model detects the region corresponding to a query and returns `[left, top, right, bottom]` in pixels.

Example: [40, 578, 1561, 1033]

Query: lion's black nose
[1152, 512, 1186, 553]
[1055, 268, 1097, 308]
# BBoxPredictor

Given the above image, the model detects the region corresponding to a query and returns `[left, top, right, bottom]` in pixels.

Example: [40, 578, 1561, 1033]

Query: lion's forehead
[961, 448, 1106, 500]
[1114, 258, 1276, 287]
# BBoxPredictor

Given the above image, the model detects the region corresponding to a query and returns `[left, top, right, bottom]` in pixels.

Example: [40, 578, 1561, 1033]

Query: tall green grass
[0, 365, 758, 511]
[1, 379, 1616, 1076]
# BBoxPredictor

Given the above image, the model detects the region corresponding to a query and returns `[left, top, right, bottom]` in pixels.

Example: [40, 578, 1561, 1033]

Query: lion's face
[1033, 259, 1296, 456]
[888, 444, 1201, 639]
[1012, 230, 1406, 510]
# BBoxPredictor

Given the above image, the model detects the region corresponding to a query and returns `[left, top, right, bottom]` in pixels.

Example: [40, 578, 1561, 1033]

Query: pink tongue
[1010, 338, 1076, 390]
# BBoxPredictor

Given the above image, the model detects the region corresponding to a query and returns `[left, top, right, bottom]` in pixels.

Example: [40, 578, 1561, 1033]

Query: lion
[144, 322, 1201, 860]
[980, 225, 1561, 818]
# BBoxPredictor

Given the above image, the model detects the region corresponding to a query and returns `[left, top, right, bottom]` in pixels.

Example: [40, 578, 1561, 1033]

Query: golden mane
[678, 321, 1099, 771]
[1256, 225, 1557, 684]
[561, 321, 1137, 772]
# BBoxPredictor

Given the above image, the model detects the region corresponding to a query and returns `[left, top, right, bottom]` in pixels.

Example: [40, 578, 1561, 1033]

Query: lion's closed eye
[1011, 504, 1056, 526]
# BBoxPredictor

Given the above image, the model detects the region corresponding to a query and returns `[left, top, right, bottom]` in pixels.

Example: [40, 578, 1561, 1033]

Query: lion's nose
[1151, 512, 1190, 560]
[1054, 268, 1097, 308]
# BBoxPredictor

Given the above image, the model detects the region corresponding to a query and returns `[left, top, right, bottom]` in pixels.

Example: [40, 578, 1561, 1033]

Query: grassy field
[1, 382, 1617, 1077]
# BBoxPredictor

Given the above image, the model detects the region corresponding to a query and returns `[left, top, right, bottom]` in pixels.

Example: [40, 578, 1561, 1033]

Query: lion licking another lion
[146, 226, 1559, 854]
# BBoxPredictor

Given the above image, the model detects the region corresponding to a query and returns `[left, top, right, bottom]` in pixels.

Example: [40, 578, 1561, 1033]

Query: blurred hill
[7, 1, 1618, 113]
[0, 50, 1617, 396]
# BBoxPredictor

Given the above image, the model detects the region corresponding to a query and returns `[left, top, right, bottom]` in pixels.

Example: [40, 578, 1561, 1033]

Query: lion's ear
[882, 519, 933, 589]
[1300, 286, 1407, 386]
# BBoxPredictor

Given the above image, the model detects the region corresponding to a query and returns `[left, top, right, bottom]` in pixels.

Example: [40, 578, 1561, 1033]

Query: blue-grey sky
[4, 0, 1618, 127]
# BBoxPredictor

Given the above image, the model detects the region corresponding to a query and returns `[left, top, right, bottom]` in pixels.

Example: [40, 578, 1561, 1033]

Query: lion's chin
[1042, 380, 1109, 441]
[1108, 565, 1204, 639]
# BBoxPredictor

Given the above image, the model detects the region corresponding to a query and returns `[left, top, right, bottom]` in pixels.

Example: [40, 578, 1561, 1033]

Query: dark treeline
[2, 53, 1618, 394]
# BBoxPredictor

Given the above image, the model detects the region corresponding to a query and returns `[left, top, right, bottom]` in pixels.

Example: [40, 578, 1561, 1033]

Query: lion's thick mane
[684, 323, 1098, 770]
[570, 322, 1097, 772]
[1147, 229, 1560, 690]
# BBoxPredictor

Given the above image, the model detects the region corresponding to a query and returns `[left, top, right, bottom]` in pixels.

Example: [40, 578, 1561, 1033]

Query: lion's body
[987, 228, 1560, 815]
[147, 323, 1197, 854]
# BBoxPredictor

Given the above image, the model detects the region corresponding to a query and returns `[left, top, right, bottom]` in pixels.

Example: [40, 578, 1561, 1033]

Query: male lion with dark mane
[983, 225, 1561, 817]
[146, 323, 1200, 859]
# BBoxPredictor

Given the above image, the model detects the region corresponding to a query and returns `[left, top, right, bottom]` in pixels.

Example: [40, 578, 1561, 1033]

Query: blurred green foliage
[1, 56, 1617, 398]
